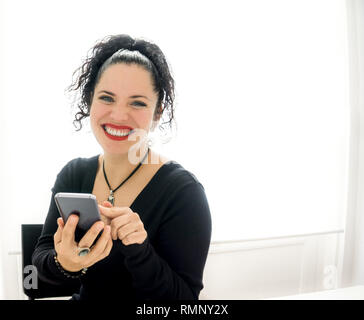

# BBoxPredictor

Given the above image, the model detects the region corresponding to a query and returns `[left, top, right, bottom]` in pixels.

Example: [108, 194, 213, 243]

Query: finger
[111, 212, 141, 240]
[110, 215, 130, 240]
[78, 220, 104, 248]
[62, 214, 79, 245]
[99, 202, 112, 224]
[122, 231, 147, 245]
[117, 222, 141, 241]
[57, 217, 65, 228]
[98, 205, 131, 219]
[99, 235, 113, 260]
[53, 218, 64, 245]
[84, 225, 111, 265]
[102, 201, 113, 208]
[100, 213, 112, 226]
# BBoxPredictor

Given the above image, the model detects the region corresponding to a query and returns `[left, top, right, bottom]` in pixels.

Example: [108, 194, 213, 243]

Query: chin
[103, 145, 131, 155]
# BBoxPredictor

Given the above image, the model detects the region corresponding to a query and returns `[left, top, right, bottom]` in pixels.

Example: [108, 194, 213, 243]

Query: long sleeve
[31, 160, 81, 286]
[119, 182, 212, 300]
[31, 155, 212, 300]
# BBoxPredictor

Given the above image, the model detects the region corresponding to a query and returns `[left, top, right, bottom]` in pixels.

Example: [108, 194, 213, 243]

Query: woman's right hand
[53, 214, 113, 272]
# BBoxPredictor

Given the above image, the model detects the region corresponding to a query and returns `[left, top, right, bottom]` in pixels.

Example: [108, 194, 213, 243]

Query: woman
[32, 34, 212, 300]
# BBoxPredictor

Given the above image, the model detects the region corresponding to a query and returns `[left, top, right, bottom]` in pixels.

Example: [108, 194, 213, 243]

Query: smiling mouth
[102, 125, 134, 137]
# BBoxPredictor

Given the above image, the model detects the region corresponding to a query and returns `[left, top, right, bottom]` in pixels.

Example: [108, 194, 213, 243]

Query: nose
[110, 102, 129, 121]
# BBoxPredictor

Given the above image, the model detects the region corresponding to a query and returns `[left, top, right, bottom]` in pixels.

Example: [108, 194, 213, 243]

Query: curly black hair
[66, 34, 175, 133]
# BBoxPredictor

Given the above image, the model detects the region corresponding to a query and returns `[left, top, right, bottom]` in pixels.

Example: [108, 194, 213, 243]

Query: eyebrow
[97, 90, 150, 100]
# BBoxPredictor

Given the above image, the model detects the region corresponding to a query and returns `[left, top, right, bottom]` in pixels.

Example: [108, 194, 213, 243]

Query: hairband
[95, 48, 159, 85]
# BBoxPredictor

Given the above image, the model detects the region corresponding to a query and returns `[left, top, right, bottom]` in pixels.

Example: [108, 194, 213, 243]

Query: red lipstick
[102, 123, 134, 141]
[103, 123, 134, 130]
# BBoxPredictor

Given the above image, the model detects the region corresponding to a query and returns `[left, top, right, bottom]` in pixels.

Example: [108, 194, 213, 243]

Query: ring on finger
[77, 246, 91, 257]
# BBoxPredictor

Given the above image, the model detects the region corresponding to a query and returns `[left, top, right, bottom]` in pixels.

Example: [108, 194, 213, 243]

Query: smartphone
[54, 192, 102, 243]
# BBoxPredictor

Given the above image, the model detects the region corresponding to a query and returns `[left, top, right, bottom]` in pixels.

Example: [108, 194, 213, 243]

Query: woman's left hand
[98, 201, 147, 246]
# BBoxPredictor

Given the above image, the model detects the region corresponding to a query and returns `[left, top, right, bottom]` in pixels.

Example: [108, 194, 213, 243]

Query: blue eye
[98, 95, 147, 107]
[132, 101, 147, 107]
[99, 95, 114, 102]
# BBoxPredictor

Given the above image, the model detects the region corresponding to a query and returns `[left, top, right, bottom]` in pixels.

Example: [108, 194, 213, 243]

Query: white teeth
[104, 126, 131, 137]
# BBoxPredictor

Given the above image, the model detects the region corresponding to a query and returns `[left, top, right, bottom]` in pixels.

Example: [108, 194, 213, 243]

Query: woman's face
[90, 63, 159, 155]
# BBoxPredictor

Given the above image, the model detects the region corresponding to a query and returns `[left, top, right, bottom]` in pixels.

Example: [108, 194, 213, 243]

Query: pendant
[108, 190, 114, 206]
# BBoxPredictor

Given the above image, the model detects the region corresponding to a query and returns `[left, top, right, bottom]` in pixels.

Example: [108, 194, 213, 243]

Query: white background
[0, 0, 350, 240]
[0, 0, 354, 298]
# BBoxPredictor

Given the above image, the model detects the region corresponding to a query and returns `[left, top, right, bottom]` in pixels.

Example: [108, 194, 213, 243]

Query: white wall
[200, 231, 344, 299]
[342, 0, 364, 287]
[0, 0, 350, 244]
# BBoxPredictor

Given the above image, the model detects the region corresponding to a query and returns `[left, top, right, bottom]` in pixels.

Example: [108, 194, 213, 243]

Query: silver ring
[77, 247, 90, 257]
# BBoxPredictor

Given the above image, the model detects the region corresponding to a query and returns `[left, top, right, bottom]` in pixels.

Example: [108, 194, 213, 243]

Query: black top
[32, 155, 212, 300]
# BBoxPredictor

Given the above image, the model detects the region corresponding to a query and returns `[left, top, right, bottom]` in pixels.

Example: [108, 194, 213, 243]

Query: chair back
[21, 224, 80, 299]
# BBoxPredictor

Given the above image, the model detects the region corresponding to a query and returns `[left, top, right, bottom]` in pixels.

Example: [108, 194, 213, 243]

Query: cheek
[135, 109, 155, 128]
[90, 103, 106, 124]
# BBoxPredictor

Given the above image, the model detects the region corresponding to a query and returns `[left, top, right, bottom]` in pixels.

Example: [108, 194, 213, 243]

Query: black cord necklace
[102, 148, 150, 206]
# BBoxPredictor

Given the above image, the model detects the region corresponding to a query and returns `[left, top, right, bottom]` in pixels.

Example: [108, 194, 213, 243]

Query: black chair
[21, 224, 80, 299]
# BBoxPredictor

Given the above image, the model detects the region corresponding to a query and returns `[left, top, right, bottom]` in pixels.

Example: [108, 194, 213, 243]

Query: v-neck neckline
[86, 154, 177, 210]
